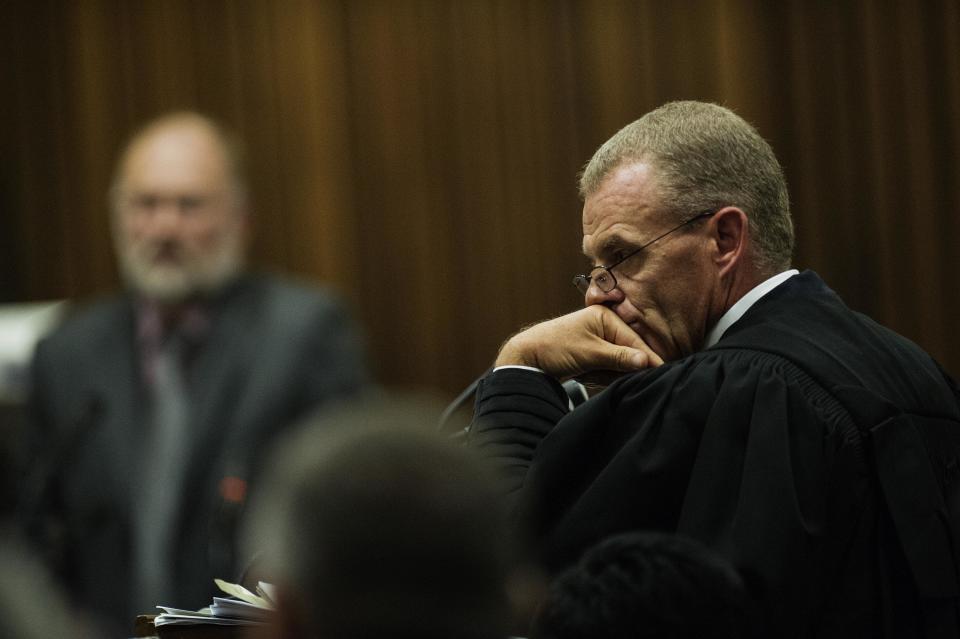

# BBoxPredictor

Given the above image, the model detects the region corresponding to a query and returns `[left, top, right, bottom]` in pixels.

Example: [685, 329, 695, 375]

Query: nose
[143, 200, 184, 237]
[584, 283, 625, 307]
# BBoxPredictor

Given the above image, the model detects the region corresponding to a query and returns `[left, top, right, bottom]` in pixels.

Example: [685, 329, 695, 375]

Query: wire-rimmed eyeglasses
[572, 210, 717, 295]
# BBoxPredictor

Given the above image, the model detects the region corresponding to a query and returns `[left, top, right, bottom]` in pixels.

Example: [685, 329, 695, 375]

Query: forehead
[581, 161, 661, 257]
[120, 124, 230, 194]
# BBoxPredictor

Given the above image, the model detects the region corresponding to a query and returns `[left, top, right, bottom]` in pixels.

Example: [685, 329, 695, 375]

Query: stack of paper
[153, 579, 276, 629]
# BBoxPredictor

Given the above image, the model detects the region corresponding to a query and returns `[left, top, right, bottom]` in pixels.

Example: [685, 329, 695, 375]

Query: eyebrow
[583, 234, 640, 264]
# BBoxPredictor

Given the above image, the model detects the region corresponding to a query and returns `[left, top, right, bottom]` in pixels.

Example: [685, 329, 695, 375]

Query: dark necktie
[134, 330, 190, 610]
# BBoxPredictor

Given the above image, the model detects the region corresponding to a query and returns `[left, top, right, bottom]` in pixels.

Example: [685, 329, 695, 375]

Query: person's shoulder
[234, 273, 356, 341]
[605, 346, 796, 410]
[243, 272, 344, 310]
[607, 343, 857, 448]
[37, 294, 130, 355]
[730, 270, 951, 410]
[30, 294, 132, 382]
[622, 345, 789, 386]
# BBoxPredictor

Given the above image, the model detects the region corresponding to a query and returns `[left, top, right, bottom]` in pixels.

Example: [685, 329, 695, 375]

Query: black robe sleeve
[470, 350, 871, 637]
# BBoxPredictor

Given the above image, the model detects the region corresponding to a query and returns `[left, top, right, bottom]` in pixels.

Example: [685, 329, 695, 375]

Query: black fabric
[22, 273, 370, 635]
[470, 271, 960, 638]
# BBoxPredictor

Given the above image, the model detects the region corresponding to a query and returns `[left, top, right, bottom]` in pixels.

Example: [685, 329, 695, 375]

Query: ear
[710, 207, 748, 278]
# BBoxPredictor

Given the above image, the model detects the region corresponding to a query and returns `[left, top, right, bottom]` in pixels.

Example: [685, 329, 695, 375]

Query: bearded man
[24, 112, 369, 634]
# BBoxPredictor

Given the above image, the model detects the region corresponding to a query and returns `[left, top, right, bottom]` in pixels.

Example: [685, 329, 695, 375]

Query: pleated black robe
[471, 271, 960, 638]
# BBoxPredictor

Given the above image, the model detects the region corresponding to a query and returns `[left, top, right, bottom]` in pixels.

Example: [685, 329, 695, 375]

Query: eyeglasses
[572, 210, 717, 295]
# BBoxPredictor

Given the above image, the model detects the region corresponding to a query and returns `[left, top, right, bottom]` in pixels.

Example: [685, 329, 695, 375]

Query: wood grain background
[2, 0, 958, 396]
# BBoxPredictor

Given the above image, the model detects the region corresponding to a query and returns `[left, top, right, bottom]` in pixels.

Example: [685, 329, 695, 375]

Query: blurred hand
[495, 305, 663, 380]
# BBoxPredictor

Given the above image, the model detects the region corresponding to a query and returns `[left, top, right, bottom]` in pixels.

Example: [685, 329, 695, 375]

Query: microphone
[437, 374, 485, 436]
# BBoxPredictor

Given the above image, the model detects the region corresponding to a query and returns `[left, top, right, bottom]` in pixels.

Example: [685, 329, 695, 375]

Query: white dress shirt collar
[703, 269, 799, 349]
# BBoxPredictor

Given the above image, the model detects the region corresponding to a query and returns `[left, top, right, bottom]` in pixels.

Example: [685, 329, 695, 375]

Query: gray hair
[579, 101, 794, 274]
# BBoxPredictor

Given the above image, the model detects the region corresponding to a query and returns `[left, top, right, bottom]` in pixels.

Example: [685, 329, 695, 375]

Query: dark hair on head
[531, 531, 759, 639]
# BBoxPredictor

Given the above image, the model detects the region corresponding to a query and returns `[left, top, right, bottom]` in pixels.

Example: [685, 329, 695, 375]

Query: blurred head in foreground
[244, 396, 516, 639]
[110, 112, 249, 304]
[532, 531, 758, 639]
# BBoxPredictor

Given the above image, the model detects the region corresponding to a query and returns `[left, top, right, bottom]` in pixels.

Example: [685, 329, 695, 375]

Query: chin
[120, 250, 244, 303]
[127, 267, 196, 303]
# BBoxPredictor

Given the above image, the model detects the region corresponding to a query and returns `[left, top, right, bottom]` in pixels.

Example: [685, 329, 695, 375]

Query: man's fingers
[495, 306, 664, 378]
[579, 343, 657, 374]
[595, 307, 664, 367]
[639, 343, 664, 367]
[612, 339, 663, 368]
[613, 346, 656, 371]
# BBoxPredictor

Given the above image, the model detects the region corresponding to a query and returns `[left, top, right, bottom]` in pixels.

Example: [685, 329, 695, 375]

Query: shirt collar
[703, 269, 799, 349]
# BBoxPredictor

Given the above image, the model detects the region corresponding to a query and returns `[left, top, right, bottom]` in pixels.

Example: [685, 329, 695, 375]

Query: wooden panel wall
[2, 0, 958, 395]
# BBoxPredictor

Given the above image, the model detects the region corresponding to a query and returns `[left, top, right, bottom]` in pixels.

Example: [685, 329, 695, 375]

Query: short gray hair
[579, 101, 793, 274]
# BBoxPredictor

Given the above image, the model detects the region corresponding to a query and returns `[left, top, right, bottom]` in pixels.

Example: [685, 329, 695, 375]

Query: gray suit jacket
[25, 273, 369, 632]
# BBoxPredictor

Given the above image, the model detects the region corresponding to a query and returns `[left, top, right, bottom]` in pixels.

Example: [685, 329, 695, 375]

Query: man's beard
[116, 235, 244, 303]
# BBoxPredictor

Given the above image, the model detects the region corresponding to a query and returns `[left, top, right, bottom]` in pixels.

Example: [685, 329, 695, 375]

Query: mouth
[145, 242, 184, 266]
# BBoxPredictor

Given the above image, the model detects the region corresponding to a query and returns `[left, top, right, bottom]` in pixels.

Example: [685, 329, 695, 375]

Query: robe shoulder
[472, 348, 864, 574]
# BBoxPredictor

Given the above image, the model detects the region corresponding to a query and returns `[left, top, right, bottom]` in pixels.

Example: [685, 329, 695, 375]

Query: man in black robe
[470, 101, 960, 638]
